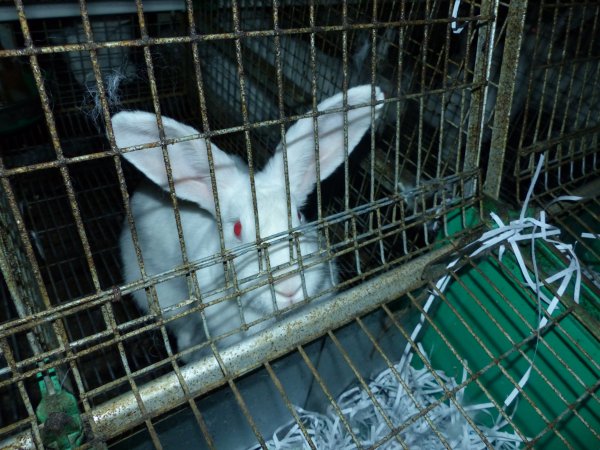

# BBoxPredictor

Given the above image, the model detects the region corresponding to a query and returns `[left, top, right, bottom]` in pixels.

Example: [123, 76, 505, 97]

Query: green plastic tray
[417, 206, 599, 449]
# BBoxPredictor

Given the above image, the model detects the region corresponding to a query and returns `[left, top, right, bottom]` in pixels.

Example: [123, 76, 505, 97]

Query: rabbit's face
[113, 84, 382, 322]
[221, 174, 329, 314]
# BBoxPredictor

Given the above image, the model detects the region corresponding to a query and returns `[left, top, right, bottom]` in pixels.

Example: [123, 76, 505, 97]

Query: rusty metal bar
[2, 0, 94, 437]
[0, 96, 392, 178]
[263, 361, 317, 449]
[463, 0, 499, 194]
[1, 2, 596, 449]
[326, 329, 411, 449]
[231, 0, 263, 252]
[296, 343, 363, 448]
[0, 339, 45, 448]
[0, 1, 184, 21]
[484, 0, 528, 199]
[0, 182, 54, 358]
[380, 296, 529, 445]
[352, 316, 456, 448]
[0, 242, 456, 448]
[0, 18, 490, 59]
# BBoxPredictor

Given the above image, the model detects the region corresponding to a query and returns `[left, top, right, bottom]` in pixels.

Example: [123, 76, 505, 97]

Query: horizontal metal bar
[0, 1, 184, 21]
[0, 15, 490, 58]
[0, 96, 390, 177]
[0, 178, 463, 343]
[0, 243, 454, 448]
[92, 244, 453, 436]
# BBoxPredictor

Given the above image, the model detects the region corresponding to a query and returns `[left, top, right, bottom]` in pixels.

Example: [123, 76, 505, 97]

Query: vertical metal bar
[353, 317, 455, 448]
[556, 6, 578, 145]
[350, 209, 362, 274]
[516, 5, 560, 201]
[370, 2, 386, 264]
[417, 0, 433, 188]
[261, 241, 282, 316]
[227, 379, 268, 449]
[326, 329, 411, 449]
[294, 232, 311, 300]
[0, 182, 53, 357]
[133, 0, 191, 270]
[543, 7, 571, 150]
[342, 0, 350, 222]
[22, 14, 102, 296]
[464, 0, 499, 196]
[271, 0, 295, 262]
[107, 296, 165, 449]
[576, 6, 600, 137]
[367, 12, 377, 223]
[437, 1, 453, 179]
[484, 0, 528, 199]
[231, 0, 262, 247]
[394, 1, 406, 193]
[129, 2, 188, 446]
[296, 344, 363, 447]
[9, 0, 98, 432]
[308, 0, 323, 224]
[263, 360, 319, 449]
[185, 0, 235, 339]
[75, 3, 160, 442]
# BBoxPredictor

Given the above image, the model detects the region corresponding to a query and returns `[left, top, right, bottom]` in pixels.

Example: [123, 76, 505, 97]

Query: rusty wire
[0, 1, 598, 449]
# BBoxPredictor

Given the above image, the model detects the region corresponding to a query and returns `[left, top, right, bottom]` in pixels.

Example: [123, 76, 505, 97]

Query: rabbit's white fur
[114, 85, 384, 361]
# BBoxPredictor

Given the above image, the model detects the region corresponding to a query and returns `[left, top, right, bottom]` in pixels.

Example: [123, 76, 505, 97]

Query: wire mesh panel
[0, 1, 598, 449]
[486, 1, 600, 204]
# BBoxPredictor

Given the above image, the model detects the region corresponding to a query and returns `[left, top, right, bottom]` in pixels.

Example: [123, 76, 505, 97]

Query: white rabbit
[113, 85, 384, 362]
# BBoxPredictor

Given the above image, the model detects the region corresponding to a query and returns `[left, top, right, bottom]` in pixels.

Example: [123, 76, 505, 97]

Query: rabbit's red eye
[233, 220, 242, 238]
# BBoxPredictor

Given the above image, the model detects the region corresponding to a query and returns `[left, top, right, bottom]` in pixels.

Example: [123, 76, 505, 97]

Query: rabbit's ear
[111, 111, 238, 215]
[264, 85, 383, 204]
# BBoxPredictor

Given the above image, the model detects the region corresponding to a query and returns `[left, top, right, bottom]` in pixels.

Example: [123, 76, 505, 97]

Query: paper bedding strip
[254, 154, 595, 449]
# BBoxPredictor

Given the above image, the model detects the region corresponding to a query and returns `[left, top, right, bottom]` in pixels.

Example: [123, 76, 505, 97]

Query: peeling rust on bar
[0, 2, 598, 449]
[87, 245, 453, 440]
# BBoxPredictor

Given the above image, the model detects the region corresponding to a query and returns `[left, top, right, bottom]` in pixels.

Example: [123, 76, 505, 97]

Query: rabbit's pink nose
[275, 285, 301, 299]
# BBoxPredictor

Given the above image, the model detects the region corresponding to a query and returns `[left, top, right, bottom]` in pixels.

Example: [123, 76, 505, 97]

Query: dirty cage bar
[0, 1, 598, 449]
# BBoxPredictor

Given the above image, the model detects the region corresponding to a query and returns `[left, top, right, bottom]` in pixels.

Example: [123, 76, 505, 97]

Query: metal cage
[0, 1, 598, 449]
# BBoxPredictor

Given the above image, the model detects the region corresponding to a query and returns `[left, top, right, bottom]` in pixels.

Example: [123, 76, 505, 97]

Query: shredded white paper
[253, 155, 595, 450]
[255, 347, 523, 450]
[580, 230, 600, 289]
[399, 154, 590, 409]
[451, 0, 466, 34]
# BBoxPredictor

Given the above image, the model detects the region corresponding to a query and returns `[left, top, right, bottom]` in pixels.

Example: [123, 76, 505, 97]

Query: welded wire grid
[101, 240, 600, 449]
[196, 1, 493, 180]
[494, 1, 600, 204]
[546, 193, 600, 292]
[0, 1, 597, 449]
